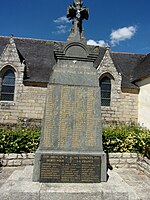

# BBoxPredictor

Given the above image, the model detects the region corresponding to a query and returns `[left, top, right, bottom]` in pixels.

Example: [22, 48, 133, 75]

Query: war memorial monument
[33, 0, 107, 183]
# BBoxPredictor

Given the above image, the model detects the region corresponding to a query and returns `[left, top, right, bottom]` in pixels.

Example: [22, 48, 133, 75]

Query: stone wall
[109, 153, 138, 168]
[0, 153, 149, 178]
[0, 153, 137, 167]
[0, 38, 138, 124]
[97, 48, 138, 124]
[0, 153, 35, 167]
[0, 85, 47, 124]
[0, 37, 47, 124]
[137, 157, 150, 177]
[0, 81, 138, 125]
[101, 92, 138, 124]
[0, 79, 138, 125]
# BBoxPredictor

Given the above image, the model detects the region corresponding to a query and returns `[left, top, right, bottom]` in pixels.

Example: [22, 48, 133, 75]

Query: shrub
[102, 122, 150, 158]
[0, 124, 40, 153]
[0, 122, 149, 159]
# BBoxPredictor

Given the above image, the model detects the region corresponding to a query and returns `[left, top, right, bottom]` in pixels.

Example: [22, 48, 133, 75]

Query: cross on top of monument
[67, 0, 89, 41]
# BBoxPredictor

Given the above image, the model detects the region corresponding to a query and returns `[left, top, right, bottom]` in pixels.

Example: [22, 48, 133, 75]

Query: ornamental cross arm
[80, 7, 89, 20]
[67, 1, 89, 22]
[67, 5, 76, 20]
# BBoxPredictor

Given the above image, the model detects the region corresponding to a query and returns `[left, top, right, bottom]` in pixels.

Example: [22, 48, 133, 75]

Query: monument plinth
[33, 0, 107, 183]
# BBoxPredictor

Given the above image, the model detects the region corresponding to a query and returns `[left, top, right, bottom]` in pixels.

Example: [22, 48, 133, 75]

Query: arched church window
[0, 69, 15, 101]
[99, 76, 111, 106]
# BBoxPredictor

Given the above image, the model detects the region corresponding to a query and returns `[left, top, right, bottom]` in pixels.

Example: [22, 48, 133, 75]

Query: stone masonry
[0, 39, 138, 125]
[97, 48, 138, 124]
[0, 85, 46, 124]
[0, 153, 150, 178]
[0, 37, 47, 124]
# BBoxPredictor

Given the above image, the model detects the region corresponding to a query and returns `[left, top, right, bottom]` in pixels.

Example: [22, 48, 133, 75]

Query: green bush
[102, 122, 150, 158]
[0, 124, 40, 153]
[0, 122, 149, 159]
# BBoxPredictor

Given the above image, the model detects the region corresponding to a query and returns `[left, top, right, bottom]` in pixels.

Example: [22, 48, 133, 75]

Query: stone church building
[0, 36, 150, 129]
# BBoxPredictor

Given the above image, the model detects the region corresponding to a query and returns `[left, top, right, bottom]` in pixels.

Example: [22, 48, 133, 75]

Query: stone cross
[67, 0, 89, 40]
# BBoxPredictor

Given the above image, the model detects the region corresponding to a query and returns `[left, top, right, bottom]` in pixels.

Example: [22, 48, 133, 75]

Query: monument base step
[0, 166, 139, 200]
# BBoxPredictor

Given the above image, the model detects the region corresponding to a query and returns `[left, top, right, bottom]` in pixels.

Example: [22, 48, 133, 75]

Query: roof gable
[0, 36, 149, 89]
[0, 37, 22, 65]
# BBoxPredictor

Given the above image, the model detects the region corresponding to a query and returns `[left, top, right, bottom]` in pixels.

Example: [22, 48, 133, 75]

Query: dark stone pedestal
[33, 150, 106, 183]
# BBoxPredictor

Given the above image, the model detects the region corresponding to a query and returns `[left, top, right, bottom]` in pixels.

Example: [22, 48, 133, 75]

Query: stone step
[0, 166, 139, 200]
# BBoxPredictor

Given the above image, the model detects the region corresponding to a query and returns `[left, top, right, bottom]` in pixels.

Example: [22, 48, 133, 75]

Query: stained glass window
[100, 76, 111, 106]
[1, 69, 15, 101]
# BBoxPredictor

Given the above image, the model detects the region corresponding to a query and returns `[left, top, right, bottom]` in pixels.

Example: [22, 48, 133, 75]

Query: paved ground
[116, 168, 150, 200]
[0, 166, 149, 200]
[0, 167, 22, 188]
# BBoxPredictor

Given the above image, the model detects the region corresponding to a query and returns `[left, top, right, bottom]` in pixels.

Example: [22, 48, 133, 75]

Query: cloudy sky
[0, 0, 149, 54]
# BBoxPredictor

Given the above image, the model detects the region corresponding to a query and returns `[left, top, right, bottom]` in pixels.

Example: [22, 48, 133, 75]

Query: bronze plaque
[40, 154, 101, 183]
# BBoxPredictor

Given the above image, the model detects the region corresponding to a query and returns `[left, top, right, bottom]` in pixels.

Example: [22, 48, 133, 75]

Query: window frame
[0, 66, 16, 102]
[99, 74, 112, 107]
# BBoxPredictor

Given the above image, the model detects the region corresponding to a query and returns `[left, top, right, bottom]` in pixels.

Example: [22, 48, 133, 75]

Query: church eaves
[0, 36, 148, 89]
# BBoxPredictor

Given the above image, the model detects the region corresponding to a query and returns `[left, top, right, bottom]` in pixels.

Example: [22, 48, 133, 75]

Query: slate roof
[111, 52, 144, 89]
[15, 37, 57, 83]
[0, 37, 9, 55]
[93, 47, 106, 68]
[132, 53, 150, 82]
[0, 36, 149, 89]
[0, 36, 57, 83]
